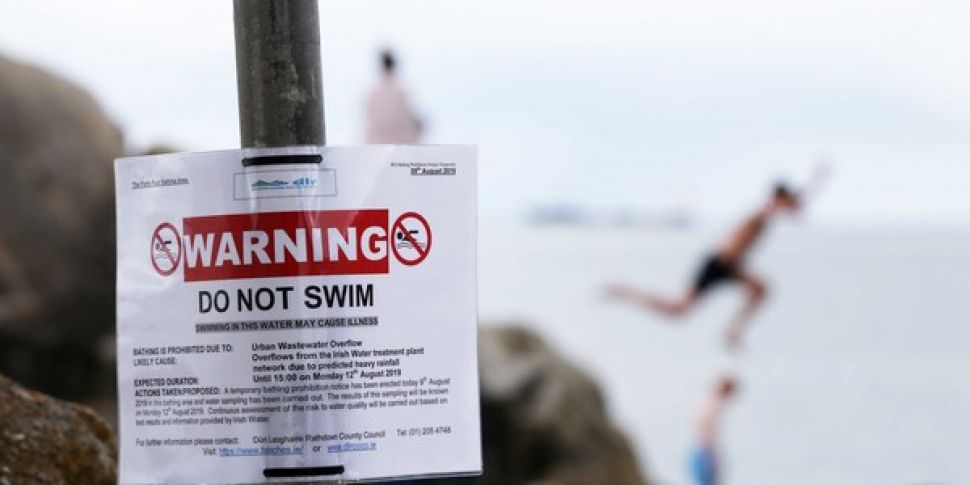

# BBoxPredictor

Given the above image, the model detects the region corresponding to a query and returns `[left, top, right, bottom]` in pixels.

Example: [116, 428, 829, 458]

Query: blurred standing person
[689, 375, 738, 485]
[365, 49, 423, 144]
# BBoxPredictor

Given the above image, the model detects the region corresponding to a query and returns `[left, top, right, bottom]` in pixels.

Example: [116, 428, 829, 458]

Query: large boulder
[0, 54, 121, 398]
[425, 325, 649, 485]
[0, 373, 116, 484]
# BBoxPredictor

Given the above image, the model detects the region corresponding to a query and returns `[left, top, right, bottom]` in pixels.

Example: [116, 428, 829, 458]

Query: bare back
[716, 210, 770, 263]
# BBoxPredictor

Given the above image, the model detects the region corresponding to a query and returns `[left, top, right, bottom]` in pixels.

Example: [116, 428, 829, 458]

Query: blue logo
[251, 177, 317, 191]
[292, 177, 316, 187]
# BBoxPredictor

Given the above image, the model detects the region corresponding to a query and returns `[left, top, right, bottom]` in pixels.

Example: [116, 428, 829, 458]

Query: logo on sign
[251, 176, 317, 191]
[233, 169, 337, 200]
[150, 210, 431, 281]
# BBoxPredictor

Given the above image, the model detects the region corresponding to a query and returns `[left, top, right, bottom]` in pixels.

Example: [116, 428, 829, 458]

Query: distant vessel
[528, 203, 693, 229]
[529, 204, 590, 226]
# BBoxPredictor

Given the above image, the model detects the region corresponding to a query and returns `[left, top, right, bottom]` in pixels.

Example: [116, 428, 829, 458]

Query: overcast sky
[2, 0, 969, 224]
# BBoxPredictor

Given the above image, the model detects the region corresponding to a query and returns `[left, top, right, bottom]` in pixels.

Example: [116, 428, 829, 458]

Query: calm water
[479, 224, 970, 485]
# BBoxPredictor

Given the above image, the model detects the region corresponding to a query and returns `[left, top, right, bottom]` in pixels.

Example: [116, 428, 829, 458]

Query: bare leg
[725, 272, 768, 348]
[606, 283, 698, 318]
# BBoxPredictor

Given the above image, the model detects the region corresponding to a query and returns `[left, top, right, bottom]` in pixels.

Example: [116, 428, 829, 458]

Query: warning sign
[115, 146, 479, 484]
[392, 212, 432, 266]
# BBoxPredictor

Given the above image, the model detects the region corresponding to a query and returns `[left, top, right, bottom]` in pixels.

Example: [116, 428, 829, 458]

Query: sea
[478, 223, 970, 485]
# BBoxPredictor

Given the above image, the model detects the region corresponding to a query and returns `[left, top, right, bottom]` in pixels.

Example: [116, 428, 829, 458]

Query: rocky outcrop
[425, 325, 649, 485]
[0, 373, 116, 484]
[0, 54, 121, 398]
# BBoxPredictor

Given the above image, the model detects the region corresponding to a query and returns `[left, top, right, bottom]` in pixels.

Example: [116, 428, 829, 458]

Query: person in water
[689, 375, 738, 485]
[608, 181, 806, 347]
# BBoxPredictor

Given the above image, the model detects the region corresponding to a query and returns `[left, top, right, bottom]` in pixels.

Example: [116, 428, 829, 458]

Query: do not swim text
[198, 284, 374, 314]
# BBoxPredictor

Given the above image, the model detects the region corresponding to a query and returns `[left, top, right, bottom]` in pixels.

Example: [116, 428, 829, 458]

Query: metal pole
[233, 0, 325, 148]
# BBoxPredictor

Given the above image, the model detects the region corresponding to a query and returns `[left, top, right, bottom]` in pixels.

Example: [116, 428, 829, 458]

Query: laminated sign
[115, 146, 480, 483]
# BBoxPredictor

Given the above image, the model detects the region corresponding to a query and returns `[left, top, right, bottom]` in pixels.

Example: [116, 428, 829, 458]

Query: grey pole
[233, 0, 325, 148]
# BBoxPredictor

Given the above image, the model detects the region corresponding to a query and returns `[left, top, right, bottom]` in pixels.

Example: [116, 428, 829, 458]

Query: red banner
[181, 210, 389, 282]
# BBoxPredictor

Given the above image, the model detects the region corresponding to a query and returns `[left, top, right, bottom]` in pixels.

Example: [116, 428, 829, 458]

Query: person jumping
[608, 171, 826, 348]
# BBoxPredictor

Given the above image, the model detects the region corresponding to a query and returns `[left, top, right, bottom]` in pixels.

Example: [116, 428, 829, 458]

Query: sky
[1, 0, 969, 224]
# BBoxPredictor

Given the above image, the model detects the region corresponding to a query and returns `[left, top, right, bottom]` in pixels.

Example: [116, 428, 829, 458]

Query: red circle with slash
[391, 212, 432, 266]
[150, 222, 182, 276]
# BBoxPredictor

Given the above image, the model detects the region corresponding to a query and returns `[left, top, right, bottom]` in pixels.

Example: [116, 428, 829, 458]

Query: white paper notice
[114, 146, 480, 483]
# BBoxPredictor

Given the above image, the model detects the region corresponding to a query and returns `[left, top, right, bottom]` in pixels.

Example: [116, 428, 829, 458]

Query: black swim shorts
[692, 255, 738, 294]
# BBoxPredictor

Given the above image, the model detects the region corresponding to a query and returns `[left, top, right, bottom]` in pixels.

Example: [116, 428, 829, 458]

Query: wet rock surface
[423, 325, 650, 485]
[0, 373, 116, 485]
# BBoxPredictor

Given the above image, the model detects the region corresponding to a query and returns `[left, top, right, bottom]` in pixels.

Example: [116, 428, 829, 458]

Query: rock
[0, 373, 116, 484]
[423, 325, 650, 485]
[0, 54, 121, 399]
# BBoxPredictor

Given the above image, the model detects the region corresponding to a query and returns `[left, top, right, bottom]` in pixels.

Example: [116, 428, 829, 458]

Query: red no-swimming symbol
[391, 212, 431, 266]
[151, 222, 181, 276]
